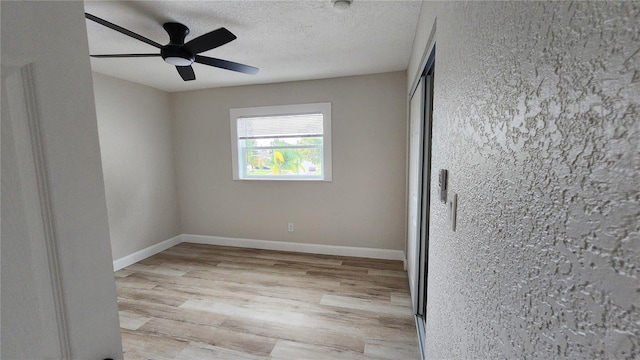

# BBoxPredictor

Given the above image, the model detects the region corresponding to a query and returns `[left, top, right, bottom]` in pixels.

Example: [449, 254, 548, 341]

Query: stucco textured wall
[412, 2, 639, 358]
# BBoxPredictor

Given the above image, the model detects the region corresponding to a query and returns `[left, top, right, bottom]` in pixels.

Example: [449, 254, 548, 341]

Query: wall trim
[112, 235, 183, 271]
[183, 234, 405, 261]
[20, 64, 72, 358]
[410, 18, 437, 96]
[113, 234, 405, 271]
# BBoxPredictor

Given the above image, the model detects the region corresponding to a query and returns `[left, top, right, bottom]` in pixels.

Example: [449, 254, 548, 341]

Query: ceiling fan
[85, 13, 259, 81]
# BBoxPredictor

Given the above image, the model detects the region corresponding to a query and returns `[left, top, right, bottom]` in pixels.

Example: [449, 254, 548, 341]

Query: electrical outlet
[288, 223, 294, 232]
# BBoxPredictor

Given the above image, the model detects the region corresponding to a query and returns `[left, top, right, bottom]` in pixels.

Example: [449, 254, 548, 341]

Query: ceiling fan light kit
[164, 56, 194, 67]
[85, 13, 258, 82]
[161, 46, 195, 66]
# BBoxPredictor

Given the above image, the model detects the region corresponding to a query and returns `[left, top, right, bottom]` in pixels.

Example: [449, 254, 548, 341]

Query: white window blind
[237, 113, 323, 139]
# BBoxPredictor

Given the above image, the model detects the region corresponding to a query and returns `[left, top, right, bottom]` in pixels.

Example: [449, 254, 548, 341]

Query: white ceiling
[83, 0, 423, 92]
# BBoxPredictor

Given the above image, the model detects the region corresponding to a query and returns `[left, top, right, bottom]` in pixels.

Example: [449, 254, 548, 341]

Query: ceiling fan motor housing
[164, 22, 189, 45]
[162, 22, 194, 65]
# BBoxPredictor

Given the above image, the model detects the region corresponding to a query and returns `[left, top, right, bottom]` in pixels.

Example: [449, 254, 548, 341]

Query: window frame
[230, 102, 332, 181]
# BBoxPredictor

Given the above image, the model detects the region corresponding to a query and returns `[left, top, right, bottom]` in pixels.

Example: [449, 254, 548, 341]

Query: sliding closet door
[407, 76, 425, 313]
[408, 46, 435, 360]
[417, 72, 433, 316]
[408, 63, 434, 317]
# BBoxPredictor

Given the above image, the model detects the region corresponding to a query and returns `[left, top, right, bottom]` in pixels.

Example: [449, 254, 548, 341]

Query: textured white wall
[409, 2, 639, 358]
[93, 73, 181, 260]
[172, 72, 407, 251]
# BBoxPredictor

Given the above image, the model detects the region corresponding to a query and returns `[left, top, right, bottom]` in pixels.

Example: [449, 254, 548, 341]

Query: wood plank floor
[115, 243, 419, 359]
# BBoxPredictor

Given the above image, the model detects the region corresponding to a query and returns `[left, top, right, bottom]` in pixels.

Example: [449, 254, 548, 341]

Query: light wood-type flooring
[115, 243, 419, 359]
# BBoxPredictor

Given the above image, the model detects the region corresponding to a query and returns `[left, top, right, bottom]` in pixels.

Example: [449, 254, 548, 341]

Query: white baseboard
[113, 234, 405, 271]
[182, 234, 405, 261]
[112, 235, 182, 271]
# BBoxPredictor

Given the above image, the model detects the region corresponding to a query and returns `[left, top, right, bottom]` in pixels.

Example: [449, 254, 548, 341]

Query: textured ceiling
[83, 0, 423, 92]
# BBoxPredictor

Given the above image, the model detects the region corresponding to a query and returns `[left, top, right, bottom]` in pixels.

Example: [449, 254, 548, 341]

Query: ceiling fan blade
[176, 66, 196, 81]
[195, 55, 259, 75]
[184, 28, 236, 54]
[90, 54, 161, 58]
[85, 13, 162, 49]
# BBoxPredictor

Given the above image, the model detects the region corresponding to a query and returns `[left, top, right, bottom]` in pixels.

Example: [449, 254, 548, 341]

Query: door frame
[407, 42, 436, 359]
[417, 52, 435, 318]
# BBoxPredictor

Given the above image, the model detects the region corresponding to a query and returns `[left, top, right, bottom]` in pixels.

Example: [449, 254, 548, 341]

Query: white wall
[172, 72, 407, 251]
[93, 73, 181, 261]
[1, 2, 123, 358]
[409, 1, 639, 358]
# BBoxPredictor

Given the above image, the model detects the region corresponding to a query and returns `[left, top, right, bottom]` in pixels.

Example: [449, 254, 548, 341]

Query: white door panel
[1, 2, 123, 359]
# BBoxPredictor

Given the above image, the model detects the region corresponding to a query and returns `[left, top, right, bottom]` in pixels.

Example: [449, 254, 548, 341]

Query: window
[230, 102, 332, 181]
